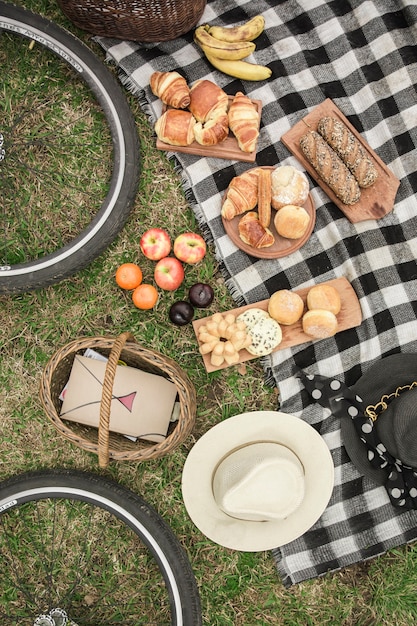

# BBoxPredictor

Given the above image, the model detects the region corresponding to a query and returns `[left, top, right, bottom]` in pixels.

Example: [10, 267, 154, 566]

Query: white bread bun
[271, 166, 309, 210]
[306, 284, 341, 315]
[268, 289, 304, 325]
[302, 309, 338, 339]
[274, 205, 310, 239]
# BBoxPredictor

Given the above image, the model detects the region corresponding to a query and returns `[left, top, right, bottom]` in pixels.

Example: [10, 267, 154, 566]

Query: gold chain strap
[365, 381, 417, 421]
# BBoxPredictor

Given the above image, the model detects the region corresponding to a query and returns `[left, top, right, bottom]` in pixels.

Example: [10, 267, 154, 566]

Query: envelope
[60, 355, 178, 442]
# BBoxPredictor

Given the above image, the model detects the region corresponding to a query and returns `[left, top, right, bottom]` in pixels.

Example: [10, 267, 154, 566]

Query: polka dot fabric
[299, 370, 417, 510]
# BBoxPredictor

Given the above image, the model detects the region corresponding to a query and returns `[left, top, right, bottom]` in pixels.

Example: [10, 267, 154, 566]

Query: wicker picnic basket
[57, 0, 207, 42]
[39, 332, 196, 468]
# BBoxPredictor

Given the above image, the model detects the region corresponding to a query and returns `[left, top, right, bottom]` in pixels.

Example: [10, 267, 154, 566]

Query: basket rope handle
[98, 331, 136, 468]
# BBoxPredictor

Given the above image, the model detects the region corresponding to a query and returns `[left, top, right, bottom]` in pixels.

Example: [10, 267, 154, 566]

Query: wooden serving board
[156, 96, 262, 163]
[281, 99, 400, 223]
[193, 277, 362, 372]
[222, 166, 316, 259]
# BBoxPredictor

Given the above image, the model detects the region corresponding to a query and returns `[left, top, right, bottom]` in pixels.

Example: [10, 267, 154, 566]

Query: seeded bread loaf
[317, 116, 378, 188]
[299, 130, 361, 205]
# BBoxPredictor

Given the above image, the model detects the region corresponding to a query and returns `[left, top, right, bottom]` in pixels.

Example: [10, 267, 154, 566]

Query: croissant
[228, 92, 260, 153]
[150, 71, 191, 109]
[189, 79, 229, 123]
[221, 168, 260, 220]
[194, 114, 229, 146]
[238, 211, 275, 249]
[154, 109, 196, 146]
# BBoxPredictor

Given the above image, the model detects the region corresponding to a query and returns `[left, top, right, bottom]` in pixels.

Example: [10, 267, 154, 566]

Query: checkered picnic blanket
[96, 0, 417, 585]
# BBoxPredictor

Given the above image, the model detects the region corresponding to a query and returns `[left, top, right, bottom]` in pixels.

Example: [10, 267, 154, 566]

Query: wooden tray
[193, 277, 362, 372]
[281, 99, 400, 223]
[156, 96, 262, 163]
[222, 166, 316, 259]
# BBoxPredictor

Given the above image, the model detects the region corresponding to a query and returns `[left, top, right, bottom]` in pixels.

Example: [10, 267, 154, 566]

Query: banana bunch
[194, 15, 271, 82]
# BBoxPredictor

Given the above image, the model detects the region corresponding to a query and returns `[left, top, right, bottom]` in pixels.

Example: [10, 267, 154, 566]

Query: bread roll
[274, 205, 310, 239]
[271, 166, 309, 210]
[302, 309, 338, 339]
[306, 284, 341, 315]
[299, 130, 361, 205]
[317, 116, 378, 188]
[268, 289, 304, 325]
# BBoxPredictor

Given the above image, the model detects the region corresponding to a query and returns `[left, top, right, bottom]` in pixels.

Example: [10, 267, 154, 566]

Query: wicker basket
[57, 0, 207, 42]
[40, 332, 196, 468]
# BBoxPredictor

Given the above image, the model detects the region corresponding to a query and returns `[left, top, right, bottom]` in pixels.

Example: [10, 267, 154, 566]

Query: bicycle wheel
[0, 469, 202, 625]
[0, 2, 140, 294]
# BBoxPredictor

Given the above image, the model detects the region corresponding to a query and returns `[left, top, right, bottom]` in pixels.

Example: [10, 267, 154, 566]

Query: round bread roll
[268, 289, 304, 325]
[307, 284, 341, 315]
[274, 205, 310, 239]
[271, 166, 309, 210]
[302, 309, 338, 339]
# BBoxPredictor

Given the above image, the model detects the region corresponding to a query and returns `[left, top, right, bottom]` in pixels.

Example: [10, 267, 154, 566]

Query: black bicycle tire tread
[0, 468, 202, 626]
[0, 1, 141, 294]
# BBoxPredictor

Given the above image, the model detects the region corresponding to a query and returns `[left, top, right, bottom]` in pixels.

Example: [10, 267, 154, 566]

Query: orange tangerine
[115, 263, 143, 290]
[132, 283, 159, 310]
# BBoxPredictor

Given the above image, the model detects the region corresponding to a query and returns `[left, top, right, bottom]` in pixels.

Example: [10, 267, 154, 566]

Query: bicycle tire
[0, 2, 140, 294]
[0, 469, 202, 626]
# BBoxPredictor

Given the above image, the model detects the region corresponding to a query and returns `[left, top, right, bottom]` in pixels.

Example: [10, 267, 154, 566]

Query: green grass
[1, 1, 417, 624]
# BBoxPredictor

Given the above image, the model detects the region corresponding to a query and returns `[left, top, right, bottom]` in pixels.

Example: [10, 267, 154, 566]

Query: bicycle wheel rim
[0, 2, 140, 293]
[0, 470, 201, 625]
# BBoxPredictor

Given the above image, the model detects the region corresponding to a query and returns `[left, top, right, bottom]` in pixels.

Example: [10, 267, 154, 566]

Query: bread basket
[57, 0, 207, 42]
[39, 332, 196, 468]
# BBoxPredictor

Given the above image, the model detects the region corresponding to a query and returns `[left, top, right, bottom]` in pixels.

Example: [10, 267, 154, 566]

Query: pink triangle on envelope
[116, 391, 136, 412]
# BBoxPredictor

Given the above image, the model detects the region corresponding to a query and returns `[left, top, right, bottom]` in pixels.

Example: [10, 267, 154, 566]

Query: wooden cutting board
[281, 99, 400, 223]
[156, 96, 262, 163]
[193, 277, 362, 372]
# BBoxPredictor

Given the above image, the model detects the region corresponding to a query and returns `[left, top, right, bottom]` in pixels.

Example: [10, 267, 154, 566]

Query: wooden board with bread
[193, 277, 362, 372]
[281, 98, 400, 223]
[221, 165, 316, 259]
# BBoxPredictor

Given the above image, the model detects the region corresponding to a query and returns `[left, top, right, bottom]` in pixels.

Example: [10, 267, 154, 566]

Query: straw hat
[181, 411, 334, 552]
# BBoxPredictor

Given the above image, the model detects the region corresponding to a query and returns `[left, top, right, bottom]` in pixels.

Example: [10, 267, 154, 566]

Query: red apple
[173, 232, 206, 264]
[140, 228, 172, 261]
[154, 256, 184, 291]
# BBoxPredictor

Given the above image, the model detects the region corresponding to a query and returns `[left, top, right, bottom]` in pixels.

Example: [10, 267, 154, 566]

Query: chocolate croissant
[189, 79, 229, 123]
[238, 211, 275, 249]
[150, 71, 191, 109]
[228, 92, 260, 153]
[221, 169, 260, 220]
[154, 109, 196, 146]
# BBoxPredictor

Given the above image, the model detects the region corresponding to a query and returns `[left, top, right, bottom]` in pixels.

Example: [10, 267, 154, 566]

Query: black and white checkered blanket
[97, 0, 417, 586]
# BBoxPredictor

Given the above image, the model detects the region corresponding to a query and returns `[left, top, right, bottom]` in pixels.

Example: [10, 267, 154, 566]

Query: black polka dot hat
[299, 353, 417, 510]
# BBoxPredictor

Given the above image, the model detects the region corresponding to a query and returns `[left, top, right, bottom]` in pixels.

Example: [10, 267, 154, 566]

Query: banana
[194, 25, 255, 61]
[204, 52, 272, 82]
[207, 15, 265, 43]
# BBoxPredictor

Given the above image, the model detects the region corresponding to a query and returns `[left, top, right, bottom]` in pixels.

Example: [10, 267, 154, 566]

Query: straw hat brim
[341, 353, 417, 485]
[181, 411, 334, 552]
